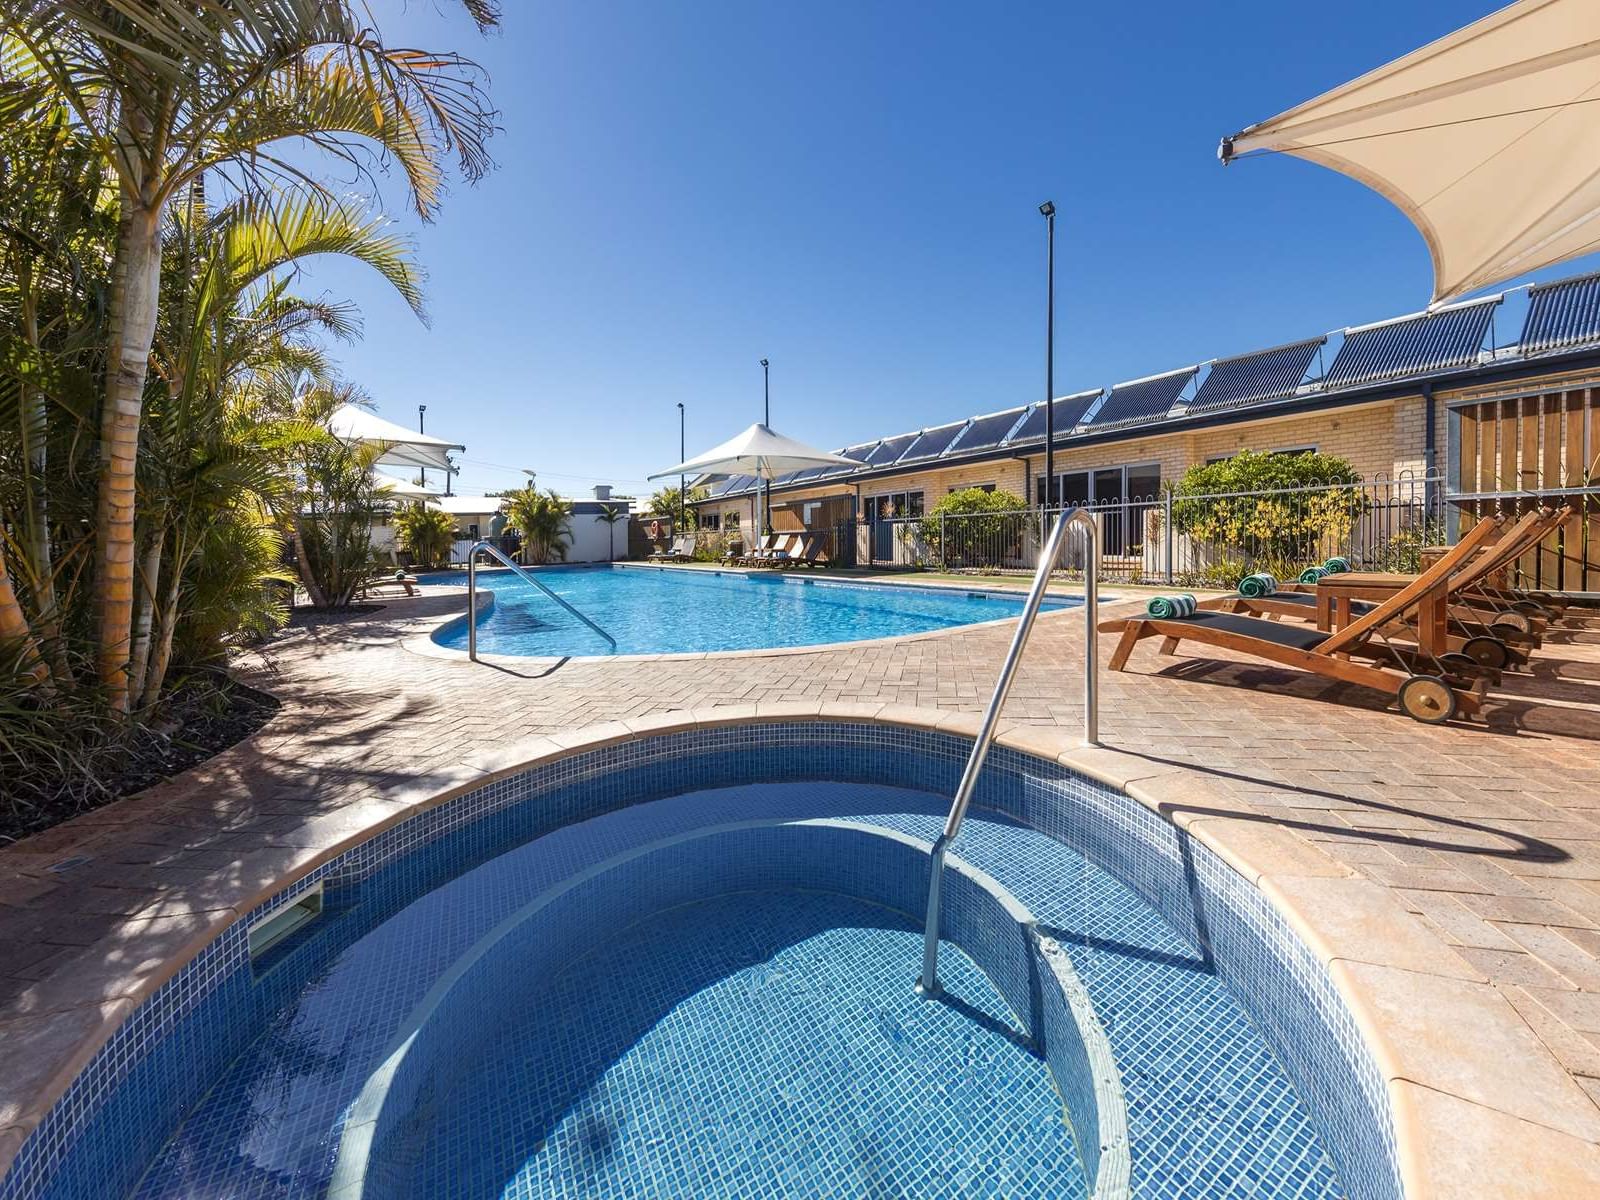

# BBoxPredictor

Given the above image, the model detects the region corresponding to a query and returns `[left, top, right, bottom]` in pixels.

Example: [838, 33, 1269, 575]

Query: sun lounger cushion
[1322, 556, 1350, 574]
[1238, 573, 1278, 598]
[1298, 565, 1328, 584]
[1155, 609, 1331, 651]
[1147, 594, 1198, 618]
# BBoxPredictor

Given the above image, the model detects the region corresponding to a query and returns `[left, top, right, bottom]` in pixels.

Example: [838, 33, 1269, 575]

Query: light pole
[759, 358, 771, 534]
[1039, 201, 1056, 511]
[677, 402, 686, 532]
[418, 403, 428, 488]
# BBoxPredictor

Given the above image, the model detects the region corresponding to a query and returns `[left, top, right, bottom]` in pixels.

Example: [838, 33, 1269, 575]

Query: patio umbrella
[1219, 0, 1600, 302]
[650, 423, 864, 540]
[328, 403, 464, 472]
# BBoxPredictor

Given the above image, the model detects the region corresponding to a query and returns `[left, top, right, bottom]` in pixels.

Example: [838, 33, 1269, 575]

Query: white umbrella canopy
[372, 469, 441, 502]
[650, 422, 864, 480]
[1220, 0, 1600, 303]
[328, 403, 464, 472]
[650, 423, 865, 538]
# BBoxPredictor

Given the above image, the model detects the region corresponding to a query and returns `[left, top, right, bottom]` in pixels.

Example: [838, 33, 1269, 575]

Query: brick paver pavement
[4, 582, 1600, 1123]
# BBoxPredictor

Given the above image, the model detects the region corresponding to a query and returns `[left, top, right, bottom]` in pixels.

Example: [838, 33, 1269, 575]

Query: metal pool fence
[855, 471, 1452, 585]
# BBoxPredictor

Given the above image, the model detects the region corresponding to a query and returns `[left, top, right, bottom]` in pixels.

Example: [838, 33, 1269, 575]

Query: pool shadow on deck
[1111, 751, 1569, 866]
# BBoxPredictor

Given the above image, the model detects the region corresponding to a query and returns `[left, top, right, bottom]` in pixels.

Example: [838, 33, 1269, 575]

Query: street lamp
[759, 358, 771, 534]
[418, 403, 428, 488]
[1039, 201, 1056, 510]
[677, 402, 686, 532]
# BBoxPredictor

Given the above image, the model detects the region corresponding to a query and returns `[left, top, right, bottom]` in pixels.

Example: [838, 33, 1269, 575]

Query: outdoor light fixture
[1039, 200, 1055, 218]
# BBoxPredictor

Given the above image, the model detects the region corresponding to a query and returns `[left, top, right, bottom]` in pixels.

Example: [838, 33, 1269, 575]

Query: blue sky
[296, 0, 1582, 498]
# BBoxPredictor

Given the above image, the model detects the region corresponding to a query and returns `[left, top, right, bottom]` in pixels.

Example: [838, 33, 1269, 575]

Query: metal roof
[1186, 338, 1325, 416]
[1324, 299, 1496, 387]
[1521, 272, 1600, 356]
[1083, 368, 1196, 429]
[1008, 391, 1103, 442]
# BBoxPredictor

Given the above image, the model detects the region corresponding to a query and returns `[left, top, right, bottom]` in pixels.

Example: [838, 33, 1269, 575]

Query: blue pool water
[426, 566, 1076, 656]
[404, 892, 1081, 1199]
[122, 781, 1342, 1200]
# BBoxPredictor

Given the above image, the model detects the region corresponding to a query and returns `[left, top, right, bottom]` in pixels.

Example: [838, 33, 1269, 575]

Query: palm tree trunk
[139, 558, 183, 710]
[16, 278, 68, 687]
[0, 542, 49, 687]
[290, 521, 328, 609]
[96, 201, 163, 713]
[127, 530, 164, 704]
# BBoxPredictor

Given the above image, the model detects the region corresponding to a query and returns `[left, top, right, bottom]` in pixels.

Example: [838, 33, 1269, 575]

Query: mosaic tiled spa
[3, 719, 1401, 1200]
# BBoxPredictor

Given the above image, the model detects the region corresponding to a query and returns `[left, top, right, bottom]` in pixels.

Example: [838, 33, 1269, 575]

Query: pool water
[401, 892, 1081, 1199]
[122, 781, 1342, 1200]
[426, 566, 1076, 656]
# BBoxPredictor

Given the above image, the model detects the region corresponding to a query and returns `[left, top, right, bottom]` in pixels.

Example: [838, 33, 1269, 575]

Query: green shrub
[918, 487, 1028, 569]
[1170, 450, 1366, 574]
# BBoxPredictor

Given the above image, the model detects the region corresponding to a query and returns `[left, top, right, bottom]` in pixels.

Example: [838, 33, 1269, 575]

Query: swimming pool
[426, 565, 1077, 657]
[7, 720, 1399, 1200]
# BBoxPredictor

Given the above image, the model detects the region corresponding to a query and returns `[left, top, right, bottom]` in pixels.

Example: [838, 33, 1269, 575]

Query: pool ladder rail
[918, 506, 1100, 999]
[466, 541, 618, 659]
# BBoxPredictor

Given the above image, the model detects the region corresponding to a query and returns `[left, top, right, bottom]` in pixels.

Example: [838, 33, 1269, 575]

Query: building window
[724, 510, 741, 529]
[1271, 445, 1317, 457]
[951, 482, 996, 493]
[701, 513, 721, 531]
[868, 491, 924, 520]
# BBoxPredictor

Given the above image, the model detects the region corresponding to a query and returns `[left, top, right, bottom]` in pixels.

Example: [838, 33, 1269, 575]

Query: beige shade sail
[1220, 0, 1600, 302]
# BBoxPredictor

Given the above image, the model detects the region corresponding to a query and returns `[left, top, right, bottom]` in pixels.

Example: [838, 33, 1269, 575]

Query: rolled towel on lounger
[1322, 556, 1350, 574]
[1299, 565, 1328, 584]
[1238, 573, 1277, 598]
[1146, 593, 1197, 619]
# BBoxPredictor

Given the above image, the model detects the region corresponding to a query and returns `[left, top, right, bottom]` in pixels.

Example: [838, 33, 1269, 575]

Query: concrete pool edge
[1, 706, 1592, 1198]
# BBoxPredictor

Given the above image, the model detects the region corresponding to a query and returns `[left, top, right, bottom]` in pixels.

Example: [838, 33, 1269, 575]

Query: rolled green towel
[1322, 556, 1350, 574]
[1238, 573, 1278, 598]
[1299, 565, 1329, 584]
[1147, 593, 1197, 619]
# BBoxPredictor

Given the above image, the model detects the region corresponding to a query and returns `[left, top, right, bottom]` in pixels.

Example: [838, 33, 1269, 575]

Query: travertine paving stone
[3, 582, 1600, 1126]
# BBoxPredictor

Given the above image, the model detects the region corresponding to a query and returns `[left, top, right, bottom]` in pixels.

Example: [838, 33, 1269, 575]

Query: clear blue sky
[296, 0, 1587, 498]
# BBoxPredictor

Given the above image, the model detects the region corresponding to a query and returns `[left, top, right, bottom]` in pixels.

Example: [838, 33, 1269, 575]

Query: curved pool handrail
[919, 505, 1099, 998]
[466, 540, 617, 657]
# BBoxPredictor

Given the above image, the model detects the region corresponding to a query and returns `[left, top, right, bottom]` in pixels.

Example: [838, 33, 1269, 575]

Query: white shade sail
[1220, 0, 1600, 302]
[328, 403, 464, 471]
[372, 470, 440, 502]
[650, 423, 864, 480]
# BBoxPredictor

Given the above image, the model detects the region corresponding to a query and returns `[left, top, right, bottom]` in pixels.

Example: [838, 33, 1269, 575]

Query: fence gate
[1450, 384, 1600, 592]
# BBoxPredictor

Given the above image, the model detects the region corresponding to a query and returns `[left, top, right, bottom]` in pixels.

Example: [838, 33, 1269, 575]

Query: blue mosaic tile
[3, 723, 1397, 1200]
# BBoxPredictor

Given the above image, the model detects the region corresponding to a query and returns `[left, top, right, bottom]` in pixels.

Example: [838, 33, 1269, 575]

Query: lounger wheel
[1490, 612, 1534, 635]
[1461, 635, 1511, 670]
[1437, 651, 1496, 685]
[1398, 675, 1458, 724]
[1510, 600, 1549, 618]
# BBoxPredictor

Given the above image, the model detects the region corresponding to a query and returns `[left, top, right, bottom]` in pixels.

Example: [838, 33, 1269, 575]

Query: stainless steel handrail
[466, 540, 617, 658]
[917, 506, 1099, 998]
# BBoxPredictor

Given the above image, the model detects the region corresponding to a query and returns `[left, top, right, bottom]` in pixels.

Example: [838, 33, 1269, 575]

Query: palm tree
[6, 1, 498, 711]
[595, 502, 627, 563]
[394, 505, 457, 570]
[502, 487, 573, 565]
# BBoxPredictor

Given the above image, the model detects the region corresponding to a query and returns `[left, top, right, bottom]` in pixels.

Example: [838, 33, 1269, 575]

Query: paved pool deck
[4, 573, 1600, 1192]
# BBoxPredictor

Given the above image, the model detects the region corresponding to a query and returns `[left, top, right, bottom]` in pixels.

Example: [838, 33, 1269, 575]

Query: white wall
[564, 511, 628, 562]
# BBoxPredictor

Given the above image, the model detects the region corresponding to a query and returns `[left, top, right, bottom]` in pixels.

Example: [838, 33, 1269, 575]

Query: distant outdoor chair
[649, 534, 696, 563]
[791, 533, 829, 568]
[745, 533, 803, 568]
[1099, 515, 1505, 723]
[365, 570, 419, 598]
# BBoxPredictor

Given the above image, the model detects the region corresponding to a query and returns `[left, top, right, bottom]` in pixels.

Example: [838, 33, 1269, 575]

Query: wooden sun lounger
[1100, 516, 1505, 723]
[1213, 509, 1569, 670]
[744, 533, 803, 568]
